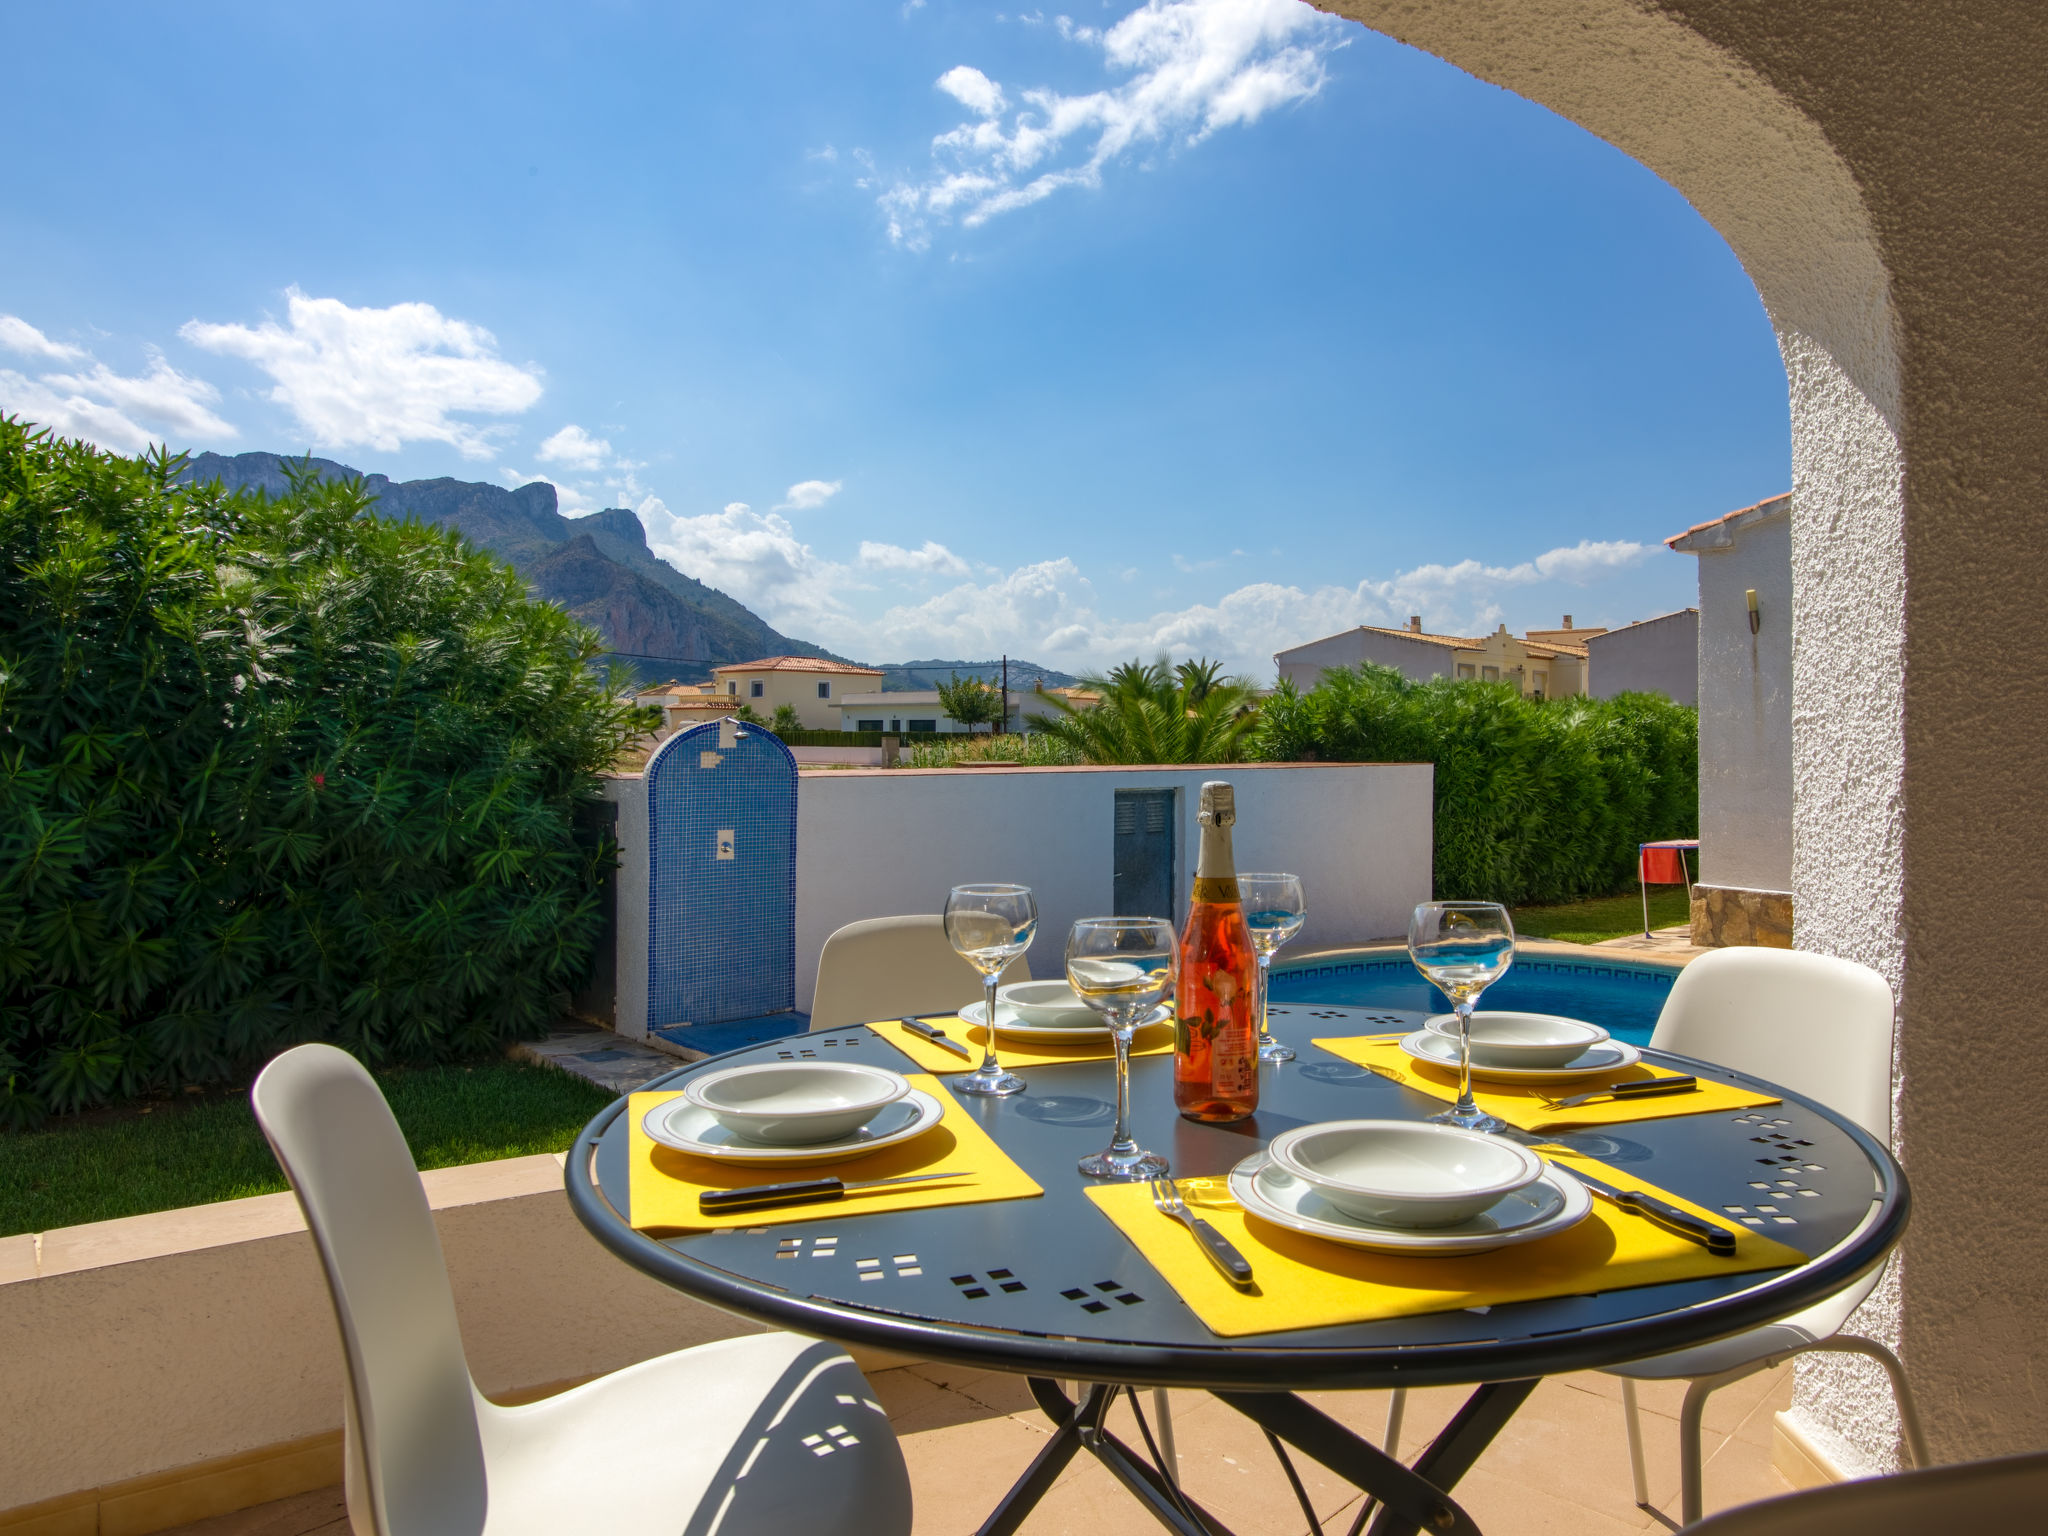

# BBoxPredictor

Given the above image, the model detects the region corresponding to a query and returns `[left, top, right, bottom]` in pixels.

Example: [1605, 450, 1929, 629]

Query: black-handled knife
[1544, 1076, 1699, 1111]
[1565, 1167, 1737, 1255]
[899, 1016, 974, 1060]
[699, 1170, 970, 1215]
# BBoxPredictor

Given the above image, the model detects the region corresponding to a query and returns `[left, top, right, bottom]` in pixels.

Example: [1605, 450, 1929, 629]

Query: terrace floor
[160, 1360, 1796, 1535]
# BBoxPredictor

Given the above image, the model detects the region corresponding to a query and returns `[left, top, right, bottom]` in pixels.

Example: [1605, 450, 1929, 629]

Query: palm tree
[1028, 655, 1260, 764]
[1174, 656, 1227, 704]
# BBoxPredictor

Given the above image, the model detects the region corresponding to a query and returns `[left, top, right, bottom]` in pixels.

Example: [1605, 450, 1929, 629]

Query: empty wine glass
[1066, 916, 1176, 1180]
[944, 884, 1038, 1097]
[1406, 901, 1517, 1132]
[1240, 872, 1306, 1064]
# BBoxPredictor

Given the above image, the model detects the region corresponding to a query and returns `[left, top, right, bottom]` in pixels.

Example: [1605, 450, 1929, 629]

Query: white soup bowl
[681, 1062, 911, 1146]
[998, 980, 1103, 1028]
[1423, 1011, 1610, 1069]
[1266, 1120, 1545, 1228]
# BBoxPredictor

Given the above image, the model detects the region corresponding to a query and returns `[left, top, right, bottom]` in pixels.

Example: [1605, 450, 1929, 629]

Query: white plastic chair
[1683, 1449, 2048, 1535]
[251, 1043, 912, 1536]
[1604, 946, 1926, 1526]
[808, 913, 1031, 1031]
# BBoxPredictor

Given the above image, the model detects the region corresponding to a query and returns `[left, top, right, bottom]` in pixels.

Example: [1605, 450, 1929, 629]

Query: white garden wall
[604, 762, 1434, 1035]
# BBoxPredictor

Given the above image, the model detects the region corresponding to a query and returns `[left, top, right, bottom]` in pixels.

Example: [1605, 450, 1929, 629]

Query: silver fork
[1149, 1176, 1255, 1288]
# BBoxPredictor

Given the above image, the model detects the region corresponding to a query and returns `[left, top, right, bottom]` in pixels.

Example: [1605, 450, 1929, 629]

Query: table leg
[1214, 1390, 1480, 1536]
[978, 1379, 1238, 1536]
[1364, 1380, 1539, 1536]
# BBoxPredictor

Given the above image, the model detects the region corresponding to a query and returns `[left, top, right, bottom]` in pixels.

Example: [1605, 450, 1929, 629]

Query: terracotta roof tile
[710, 655, 884, 676]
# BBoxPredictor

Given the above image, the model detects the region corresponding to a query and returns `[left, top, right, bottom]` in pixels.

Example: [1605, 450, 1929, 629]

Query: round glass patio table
[567, 1002, 1907, 1536]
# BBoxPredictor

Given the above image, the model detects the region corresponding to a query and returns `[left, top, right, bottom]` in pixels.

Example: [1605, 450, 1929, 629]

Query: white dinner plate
[643, 1088, 944, 1164]
[1398, 1029, 1643, 1084]
[960, 1000, 1171, 1042]
[1227, 1152, 1592, 1255]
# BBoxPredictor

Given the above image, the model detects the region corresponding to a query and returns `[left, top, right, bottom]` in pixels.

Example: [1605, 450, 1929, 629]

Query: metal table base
[982, 1377, 1540, 1536]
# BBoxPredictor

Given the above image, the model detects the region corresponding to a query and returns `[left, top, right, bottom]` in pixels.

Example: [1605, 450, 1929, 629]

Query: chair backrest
[251, 1044, 487, 1536]
[1687, 1450, 2048, 1536]
[809, 913, 1033, 1031]
[1650, 947, 1895, 1140]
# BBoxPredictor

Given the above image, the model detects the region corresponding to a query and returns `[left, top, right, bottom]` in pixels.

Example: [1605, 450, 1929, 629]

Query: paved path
[510, 1024, 677, 1094]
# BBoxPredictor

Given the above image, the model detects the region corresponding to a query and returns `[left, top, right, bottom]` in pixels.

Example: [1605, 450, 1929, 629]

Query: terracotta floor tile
[1437, 1466, 1657, 1536]
[900, 1412, 1063, 1536]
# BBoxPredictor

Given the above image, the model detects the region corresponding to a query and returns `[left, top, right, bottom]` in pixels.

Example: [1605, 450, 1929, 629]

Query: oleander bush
[0, 422, 648, 1125]
[1255, 663, 1697, 906]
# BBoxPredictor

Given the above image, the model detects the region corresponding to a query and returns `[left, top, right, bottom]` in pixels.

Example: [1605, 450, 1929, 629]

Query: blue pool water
[1269, 951, 1676, 1045]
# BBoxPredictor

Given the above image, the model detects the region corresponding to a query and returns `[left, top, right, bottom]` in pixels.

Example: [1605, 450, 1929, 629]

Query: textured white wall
[1687, 512, 1795, 892]
[790, 764, 1434, 1009]
[1587, 609, 1699, 705]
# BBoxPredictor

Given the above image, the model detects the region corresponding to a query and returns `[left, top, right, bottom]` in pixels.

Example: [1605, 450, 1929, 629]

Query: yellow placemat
[1085, 1152, 1804, 1338]
[627, 1074, 1042, 1234]
[1311, 1034, 1781, 1132]
[870, 1014, 1176, 1073]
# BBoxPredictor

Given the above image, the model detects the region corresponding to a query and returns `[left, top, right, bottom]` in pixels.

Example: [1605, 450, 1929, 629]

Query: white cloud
[775, 478, 844, 511]
[937, 66, 1007, 118]
[0, 315, 86, 361]
[847, 538, 1658, 677]
[181, 287, 543, 459]
[879, 0, 1344, 247]
[537, 423, 613, 470]
[1, 342, 234, 455]
[859, 538, 973, 577]
[635, 498, 859, 633]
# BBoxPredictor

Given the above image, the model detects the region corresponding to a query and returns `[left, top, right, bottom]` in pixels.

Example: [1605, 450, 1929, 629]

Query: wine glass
[1406, 901, 1517, 1132]
[1240, 872, 1306, 1064]
[1066, 916, 1176, 1180]
[944, 884, 1037, 1097]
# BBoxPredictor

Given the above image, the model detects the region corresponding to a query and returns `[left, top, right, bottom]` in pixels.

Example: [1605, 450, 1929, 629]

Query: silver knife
[1544, 1076, 1699, 1111]
[899, 1015, 975, 1060]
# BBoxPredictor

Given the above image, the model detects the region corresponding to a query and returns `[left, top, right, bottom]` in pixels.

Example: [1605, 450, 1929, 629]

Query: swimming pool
[1269, 948, 1678, 1045]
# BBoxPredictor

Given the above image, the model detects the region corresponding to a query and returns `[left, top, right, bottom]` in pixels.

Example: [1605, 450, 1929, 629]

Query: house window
[750, 680, 764, 698]
[1456, 664, 1475, 679]
[818, 681, 831, 698]
[908, 719, 937, 733]
[1481, 666, 1499, 681]
[856, 719, 884, 732]
[889, 718, 902, 733]
[727, 680, 736, 694]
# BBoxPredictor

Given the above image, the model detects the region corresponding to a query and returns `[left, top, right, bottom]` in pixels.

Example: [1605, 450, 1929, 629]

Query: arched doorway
[1315, 0, 2048, 1478]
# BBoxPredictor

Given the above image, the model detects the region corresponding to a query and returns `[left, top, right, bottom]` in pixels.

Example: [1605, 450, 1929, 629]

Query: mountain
[180, 452, 848, 681]
[874, 659, 1080, 693]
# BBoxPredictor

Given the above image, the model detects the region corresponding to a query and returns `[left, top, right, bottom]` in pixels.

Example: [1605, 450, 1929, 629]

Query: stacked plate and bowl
[642, 1061, 942, 1164]
[1401, 1011, 1639, 1084]
[1229, 1120, 1592, 1254]
[959, 981, 1170, 1042]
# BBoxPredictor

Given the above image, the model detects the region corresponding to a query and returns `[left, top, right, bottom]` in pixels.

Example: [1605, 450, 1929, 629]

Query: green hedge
[0, 425, 647, 1125]
[1255, 664, 1697, 906]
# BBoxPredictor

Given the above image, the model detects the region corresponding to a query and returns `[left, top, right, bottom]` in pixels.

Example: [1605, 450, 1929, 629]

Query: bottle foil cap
[1198, 781, 1236, 826]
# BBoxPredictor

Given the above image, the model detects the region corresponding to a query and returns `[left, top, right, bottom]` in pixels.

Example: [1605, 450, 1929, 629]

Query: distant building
[1667, 493, 1793, 946]
[1274, 616, 1592, 699]
[838, 690, 1030, 735]
[634, 684, 743, 733]
[710, 657, 884, 730]
[1587, 608, 1700, 703]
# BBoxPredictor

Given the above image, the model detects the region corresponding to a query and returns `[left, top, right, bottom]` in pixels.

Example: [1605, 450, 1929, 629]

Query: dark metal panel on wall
[1113, 787, 1177, 924]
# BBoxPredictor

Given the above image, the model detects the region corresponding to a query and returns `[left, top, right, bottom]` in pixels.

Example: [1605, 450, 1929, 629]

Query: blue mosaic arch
[645, 718, 797, 1029]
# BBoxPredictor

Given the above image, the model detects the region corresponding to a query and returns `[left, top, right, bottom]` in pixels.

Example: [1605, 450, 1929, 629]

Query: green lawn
[0, 1057, 615, 1239]
[1511, 885, 1692, 945]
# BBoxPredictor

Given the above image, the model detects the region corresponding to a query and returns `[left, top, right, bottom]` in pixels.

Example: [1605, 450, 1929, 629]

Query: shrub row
[0, 425, 646, 1124]
[1255, 664, 1697, 907]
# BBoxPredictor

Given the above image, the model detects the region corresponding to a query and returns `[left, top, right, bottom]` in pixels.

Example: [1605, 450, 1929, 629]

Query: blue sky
[0, 0, 1789, 677]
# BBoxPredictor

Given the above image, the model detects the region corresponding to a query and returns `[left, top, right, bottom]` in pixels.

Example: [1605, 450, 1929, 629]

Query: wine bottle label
[1191, 875, 1241, 902]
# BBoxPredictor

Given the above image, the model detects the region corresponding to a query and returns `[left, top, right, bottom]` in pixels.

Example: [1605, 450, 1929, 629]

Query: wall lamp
[1746, 588, 1761, 635]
